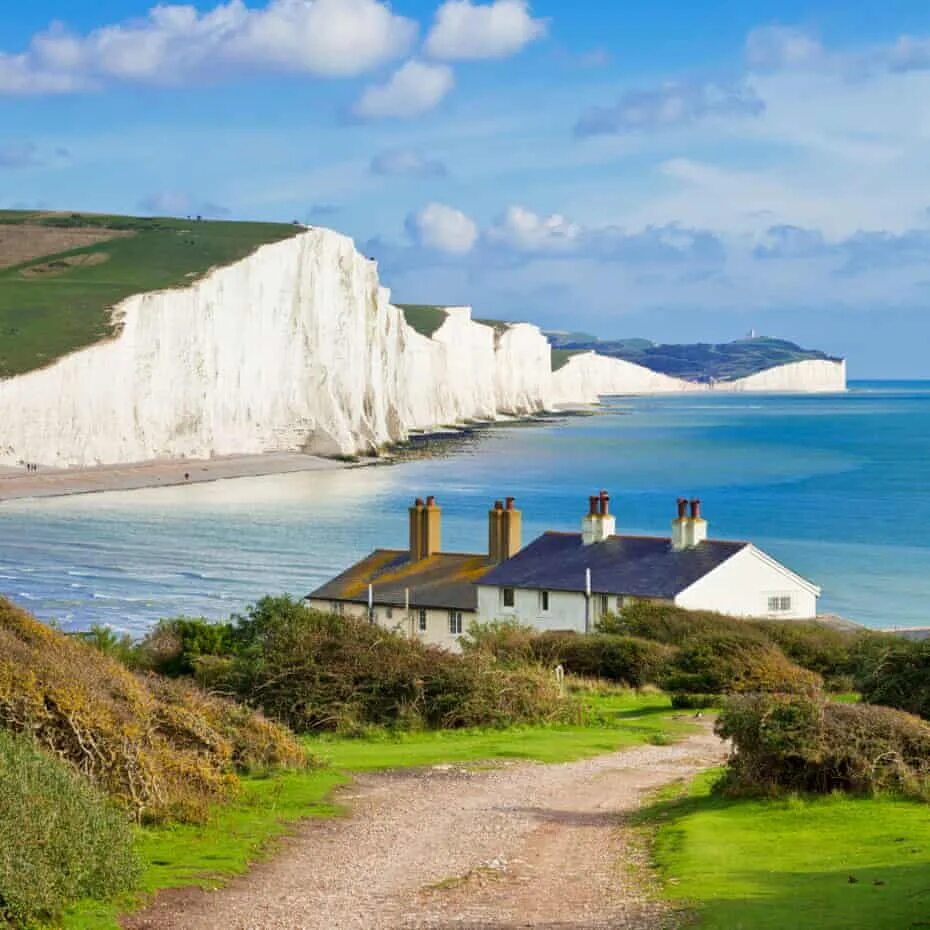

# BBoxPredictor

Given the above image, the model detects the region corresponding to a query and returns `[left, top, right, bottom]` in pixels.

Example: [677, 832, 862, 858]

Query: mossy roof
[309, 550, 493, 611]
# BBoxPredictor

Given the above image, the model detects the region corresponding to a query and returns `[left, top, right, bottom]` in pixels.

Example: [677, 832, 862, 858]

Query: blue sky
[4, 1, 930, 376]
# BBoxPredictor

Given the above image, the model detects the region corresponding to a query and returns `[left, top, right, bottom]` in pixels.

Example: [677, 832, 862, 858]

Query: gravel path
[125, 729, 726, 930]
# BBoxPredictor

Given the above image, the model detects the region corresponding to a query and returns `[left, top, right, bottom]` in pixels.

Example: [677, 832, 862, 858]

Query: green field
[0, 211, 301, 378]
[645, 771, 930, 930]
[59, 691, 690, 930]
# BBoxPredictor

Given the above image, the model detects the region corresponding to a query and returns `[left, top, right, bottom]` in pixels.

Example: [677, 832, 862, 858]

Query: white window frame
[539, 590, 550, 613]
[418, 609, 428, 632]
[502, 587, 516, 609]
[449, 610, 464, 636]
[767, 594, 793, 613]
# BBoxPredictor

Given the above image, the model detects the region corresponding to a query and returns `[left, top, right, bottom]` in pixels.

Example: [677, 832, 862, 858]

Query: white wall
[306, 597, 469, 652]
[674, 546, 818, 619]
[477, 584, 621, 633]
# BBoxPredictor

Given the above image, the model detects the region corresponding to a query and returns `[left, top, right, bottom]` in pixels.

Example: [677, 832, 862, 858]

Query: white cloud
[745, 25, 825, 71]
[354, 60, 454, 119]
[139, 192, 230, 217]
[0, 0, 417, 94]
[370, 148, 447, 177]
[575, 80, 764, 137]
[407, 202, 478, 253]
[487, 205, 581, 252]
[425, 0, 546, 61]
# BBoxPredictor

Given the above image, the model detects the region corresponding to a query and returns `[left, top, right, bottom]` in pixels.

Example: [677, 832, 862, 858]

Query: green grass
[644, 770, 930, 930]
[396, 303, 449, 337]
[58, 690, 691, 929]
[0, 211, 301, 378]
[552, 347, 586, 371]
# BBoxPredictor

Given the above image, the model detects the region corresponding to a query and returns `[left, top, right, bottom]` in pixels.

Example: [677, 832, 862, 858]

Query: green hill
[0, 211, 301, 378]
[548, 334, 840, 382]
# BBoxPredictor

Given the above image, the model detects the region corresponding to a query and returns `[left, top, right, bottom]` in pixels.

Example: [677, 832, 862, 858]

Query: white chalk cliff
[0, 228, 846, 468]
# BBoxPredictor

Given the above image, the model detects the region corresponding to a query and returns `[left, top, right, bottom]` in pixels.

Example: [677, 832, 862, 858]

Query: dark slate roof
[478, 532, 748, 599]
[308, 550, 493, 612]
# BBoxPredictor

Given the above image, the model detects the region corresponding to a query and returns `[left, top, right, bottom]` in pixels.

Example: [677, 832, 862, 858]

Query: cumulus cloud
[139, 192, 230, 217]
[370, 148, 448, 177]
[354, 60, 454, 119]
[754, 224, 828, 259]
[425, 0, 546, 61]
[407, 202, 478, 253]
[487, 206, 581, 252]
[0, 0, 417, 94]
[0, 141, 43, 168]
[575, 80, 764, 137]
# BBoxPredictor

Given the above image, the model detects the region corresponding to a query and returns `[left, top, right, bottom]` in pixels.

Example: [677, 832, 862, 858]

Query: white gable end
[675, 545, 819, 619]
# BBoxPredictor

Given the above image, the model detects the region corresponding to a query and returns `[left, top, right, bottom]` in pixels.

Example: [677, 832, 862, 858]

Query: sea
[1, 380, 928, 636]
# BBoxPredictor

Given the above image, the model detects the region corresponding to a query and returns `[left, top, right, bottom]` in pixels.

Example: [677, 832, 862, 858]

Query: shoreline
[0, 412, 581, 503]
[0, 451, 373, 502]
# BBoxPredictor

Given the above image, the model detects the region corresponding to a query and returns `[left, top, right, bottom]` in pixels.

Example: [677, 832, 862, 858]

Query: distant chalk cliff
[0, 229, 846, 468]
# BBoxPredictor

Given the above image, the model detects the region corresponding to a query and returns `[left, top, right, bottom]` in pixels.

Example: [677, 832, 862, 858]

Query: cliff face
[0, 228, 847, 468]
[720, 359, 847, 393]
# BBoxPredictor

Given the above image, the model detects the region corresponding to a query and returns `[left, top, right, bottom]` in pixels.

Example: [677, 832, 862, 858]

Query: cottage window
[502, 588, 516, 608]
[449, 611, 464, 636]
[418, 609, 428, 632]
[539, 591, 550, 612]
[331, 602, 344, 616]
[768, 595, 793, 613]
[385, 606, 393, 620]
[599, 594, 609, 616]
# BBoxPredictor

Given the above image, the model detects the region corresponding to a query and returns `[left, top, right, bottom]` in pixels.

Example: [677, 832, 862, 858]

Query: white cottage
[476, 493, 820, 632]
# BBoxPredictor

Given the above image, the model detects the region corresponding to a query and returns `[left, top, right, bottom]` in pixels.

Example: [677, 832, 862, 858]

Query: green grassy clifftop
[0, 211, 302, 378]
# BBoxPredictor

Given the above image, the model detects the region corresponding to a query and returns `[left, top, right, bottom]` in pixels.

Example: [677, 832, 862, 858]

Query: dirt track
[125, 729, 726, 930]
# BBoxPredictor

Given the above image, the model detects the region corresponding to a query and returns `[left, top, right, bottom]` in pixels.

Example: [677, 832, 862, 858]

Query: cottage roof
[308, 550, 493, 612]
[478, 532, 748, 599]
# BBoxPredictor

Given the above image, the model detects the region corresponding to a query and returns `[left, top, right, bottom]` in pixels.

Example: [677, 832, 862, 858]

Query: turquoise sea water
[1, 381, 928, 634]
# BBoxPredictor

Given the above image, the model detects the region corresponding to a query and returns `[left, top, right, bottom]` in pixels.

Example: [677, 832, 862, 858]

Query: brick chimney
[409, 496, 442, 561]
[489, 497, 523, 563]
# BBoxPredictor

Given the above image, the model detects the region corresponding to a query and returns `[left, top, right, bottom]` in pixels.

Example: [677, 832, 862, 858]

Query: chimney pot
[506, 496, 516, 511]
[690, 498, 702, 521]
[415, 498, 425, 507]
[677, 497, 688, 520]
[426, 495, 437, 507]
[494, 500, 504, 511]
[589, 495, 599, 516]
[599, 490, 610, 516]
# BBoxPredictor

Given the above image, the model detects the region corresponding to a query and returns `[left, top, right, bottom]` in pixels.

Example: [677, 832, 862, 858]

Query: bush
[605, 602, 767, 646]
[860, 641, 930, 720]
[0, 598, 305, 823]
[662, 633, 821, 696]
[461, 619, 539, 666]
[529, 632, 672, 687]
[670, 693, 720, 710]
[133, 616, 236, 676]
[0, 730, 139, 926]
[212, 597, 570, 732]
[716, 693, 930, 799]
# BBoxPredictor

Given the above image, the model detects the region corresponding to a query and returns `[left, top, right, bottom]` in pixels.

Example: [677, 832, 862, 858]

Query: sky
[3, 2, 930, 377]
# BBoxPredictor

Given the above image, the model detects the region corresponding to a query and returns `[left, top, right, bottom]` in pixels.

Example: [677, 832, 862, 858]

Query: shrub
[461, 619, 539, 666]
[670, 693, 719, 710]
[662, 633, 821, 696]
[215, 597, 570, 732]
[0, 730, 139, 926]
[133, 616, 235, 676]
[606, 602, 767, 646]
[860, 641, 930, 720]
[717, 693, 930, 799]
[530, 632, 672, 687]
[0, 598, 305, 823]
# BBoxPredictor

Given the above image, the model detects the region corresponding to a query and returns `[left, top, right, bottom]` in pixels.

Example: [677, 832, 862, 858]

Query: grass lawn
[0, 211, 301, 378]
[644, 770, 930, 930]
[396, 303, 449, 337]
[58, 691, 692, 929]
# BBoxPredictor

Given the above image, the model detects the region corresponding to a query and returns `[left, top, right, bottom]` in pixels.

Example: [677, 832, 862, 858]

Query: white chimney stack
[687, 498, 708, 547]
[582, 491, 616, 545]
[671, 497, 690, 551]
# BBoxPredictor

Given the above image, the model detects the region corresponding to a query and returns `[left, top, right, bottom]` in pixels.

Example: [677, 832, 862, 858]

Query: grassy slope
[646, 771, 930, 930]
[0, 212, 301, 378]
[551, 348, 586, 371]
[60, 692, 692, 930]
[396, 304, 450, 337]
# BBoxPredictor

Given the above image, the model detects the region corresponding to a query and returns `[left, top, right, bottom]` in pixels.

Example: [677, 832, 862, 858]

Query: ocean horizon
[1, 379, 927, 635]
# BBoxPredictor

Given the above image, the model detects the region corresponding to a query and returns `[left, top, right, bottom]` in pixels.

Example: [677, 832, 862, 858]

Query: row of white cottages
[307, 493, 821, 651]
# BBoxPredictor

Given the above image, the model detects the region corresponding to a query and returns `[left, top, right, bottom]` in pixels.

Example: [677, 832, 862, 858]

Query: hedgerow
[0, 598, 305, 823]
[717, 693, 930, 800]
[0, 729, 139, 926]
[860, 640, 930, 720]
